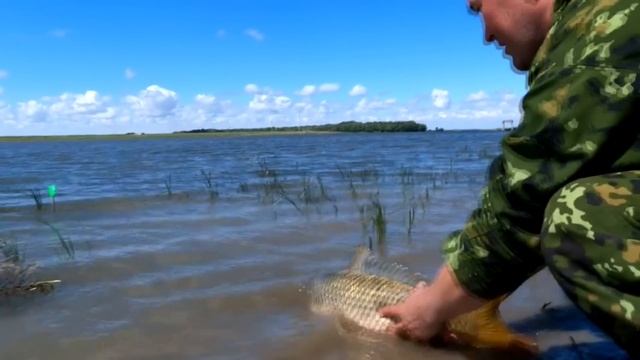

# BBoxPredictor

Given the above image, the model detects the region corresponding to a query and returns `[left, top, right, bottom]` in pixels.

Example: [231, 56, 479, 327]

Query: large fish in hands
[310, 247, 538, 354]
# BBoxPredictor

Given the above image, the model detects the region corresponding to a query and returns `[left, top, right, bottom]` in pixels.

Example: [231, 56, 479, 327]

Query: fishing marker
[48, 184, 57, 212]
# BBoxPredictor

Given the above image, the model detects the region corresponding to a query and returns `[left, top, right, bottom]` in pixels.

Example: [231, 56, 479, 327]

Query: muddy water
[0, 132, 628, 359]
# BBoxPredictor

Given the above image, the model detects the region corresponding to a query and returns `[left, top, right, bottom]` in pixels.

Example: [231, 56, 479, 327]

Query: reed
[316, 175, 333, 202]
[164, 175, 173, 198]
[29, 189, 43, 210]
[0, 238, 36, 297]
[39, 220, 75, 260]
[200, 169, 219, 200]
[238, 183, 250, 193]
[407, 206, 416, 236]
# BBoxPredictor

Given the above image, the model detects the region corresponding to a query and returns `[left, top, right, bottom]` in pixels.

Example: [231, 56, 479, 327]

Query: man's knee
[540, 177, 596, 266]
[540, 172, 640, 283]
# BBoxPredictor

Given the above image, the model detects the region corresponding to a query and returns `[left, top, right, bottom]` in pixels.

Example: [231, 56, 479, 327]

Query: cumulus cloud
[354, 98, 397, 112]
[244, 28, 265, 42]
[431, 89, 450, 109]
[0, 70, 7, 80]
[467, 91, 489, 102]
[296, 85, 317, 96]
[318, 83, 340, 93]
[125, 85, 178, 118]
[296, 83, 340, 96]
[49, 90, 115, 117]
[0, 82, 524, 135]
[244, 83, 260, 94]
[124, 68, 136, 80]
[349, 84, 367, 97]
[184, 94, 233, 125]
[249, 94, 292, 112]
[17, 100, 49, 123]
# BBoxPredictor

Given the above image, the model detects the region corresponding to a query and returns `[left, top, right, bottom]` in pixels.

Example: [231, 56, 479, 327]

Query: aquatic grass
[298, 175, 334, 207]
[335, 164, 352, 181]
[163, 175, 173, 198]
[258, 158, 277, 178]
[370, 195, 387, 255]
[39, 220, 75, 260]
[238, 182, 250, 193]
[200, 169, 219, 200]
[0, 239, 24, 265]
[347, 178, 359, 200]
[275, 185, 303, 213]
[358, 194, 387, 254]
[399, 167, 415, 186]
[316, 175, 333, 202]
[356, 166, 380, 184]
[29, 189, 43, 210]
[406, 206, 416, 237]
[259, 170, 303, 214]
[420, 186, 430, 213]
[0, 239, 36, 292]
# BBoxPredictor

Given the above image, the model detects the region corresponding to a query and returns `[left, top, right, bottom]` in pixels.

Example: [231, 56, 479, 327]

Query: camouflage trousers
[541, 170, 640, 356]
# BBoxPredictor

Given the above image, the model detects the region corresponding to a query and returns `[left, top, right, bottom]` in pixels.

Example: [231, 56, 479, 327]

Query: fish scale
[310, 247, 539, 354]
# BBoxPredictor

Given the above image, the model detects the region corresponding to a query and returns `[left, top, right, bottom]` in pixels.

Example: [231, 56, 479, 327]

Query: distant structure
[502, 119, 514, 131]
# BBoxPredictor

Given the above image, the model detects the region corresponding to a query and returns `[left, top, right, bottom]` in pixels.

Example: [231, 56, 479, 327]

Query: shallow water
[0, 132, 628, 359]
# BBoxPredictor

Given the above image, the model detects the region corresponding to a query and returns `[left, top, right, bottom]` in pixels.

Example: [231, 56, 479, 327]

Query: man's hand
[378, 281, 445, 343]
[379, 264, 488, 344]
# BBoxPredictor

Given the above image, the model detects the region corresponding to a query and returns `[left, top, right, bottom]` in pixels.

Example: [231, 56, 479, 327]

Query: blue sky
[0, 0, 528, 135]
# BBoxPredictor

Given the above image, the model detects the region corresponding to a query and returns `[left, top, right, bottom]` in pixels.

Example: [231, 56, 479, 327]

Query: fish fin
[347, 246, 425, 286]
[348, 246, 371, 273]
[450, 295, 539, 354]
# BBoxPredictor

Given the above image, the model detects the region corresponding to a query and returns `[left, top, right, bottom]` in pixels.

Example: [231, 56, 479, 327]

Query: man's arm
[380, 61, 640, 342]
[444, 61, 640, 299]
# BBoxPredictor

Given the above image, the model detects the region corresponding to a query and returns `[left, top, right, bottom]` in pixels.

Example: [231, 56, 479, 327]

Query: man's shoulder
[530, 0, 640, 83]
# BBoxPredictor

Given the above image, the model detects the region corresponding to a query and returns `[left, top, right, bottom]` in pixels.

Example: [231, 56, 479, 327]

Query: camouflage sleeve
[442, 0, 640, 300]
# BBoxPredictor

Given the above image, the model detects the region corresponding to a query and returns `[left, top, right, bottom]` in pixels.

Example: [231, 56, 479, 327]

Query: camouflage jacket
[443, 0, 640, 299]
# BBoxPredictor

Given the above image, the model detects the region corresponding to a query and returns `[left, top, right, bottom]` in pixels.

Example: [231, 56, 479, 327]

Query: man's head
[468, 0, 555, 71]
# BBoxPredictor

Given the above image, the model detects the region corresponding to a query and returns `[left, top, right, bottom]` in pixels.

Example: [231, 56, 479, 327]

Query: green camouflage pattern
[541, 171, 640, 354]
[442, 0, 640, 354]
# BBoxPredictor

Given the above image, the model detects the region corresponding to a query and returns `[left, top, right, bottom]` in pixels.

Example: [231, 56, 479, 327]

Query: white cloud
[216, 29, 227, 39]
[124, 68, 136, 80]
[0, 70, 7, 80]
[49, 90, 115, 118]
[431, 89, 450, 109]
[249, 94, 291, 112]
[318, 83, 340, 93]
[18, 100, 48, 123]
[244, 28, 265, 42]
[349, 84, 367, 97]
[354, 98, 397, 112]
[0, 84, 524, 135]
[296, 85, 317, 96]
[467, 91, 489, 102]
[49, 29, 69, 38]
[125, 85, 178, 118]
[184, 94, 232, 125]
[244, 83, 260, 94]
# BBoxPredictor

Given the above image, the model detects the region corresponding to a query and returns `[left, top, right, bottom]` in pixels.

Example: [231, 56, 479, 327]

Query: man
[380, 0, 640, 356]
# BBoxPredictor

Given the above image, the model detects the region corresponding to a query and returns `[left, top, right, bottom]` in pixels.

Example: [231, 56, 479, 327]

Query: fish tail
[447, 294, 539, 354]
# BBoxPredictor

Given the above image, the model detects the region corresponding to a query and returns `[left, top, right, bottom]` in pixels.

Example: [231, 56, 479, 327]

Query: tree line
[175, 121, 427, 134]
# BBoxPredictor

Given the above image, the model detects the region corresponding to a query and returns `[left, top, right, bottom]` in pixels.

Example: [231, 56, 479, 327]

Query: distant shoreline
[0, 128, 507, 143]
